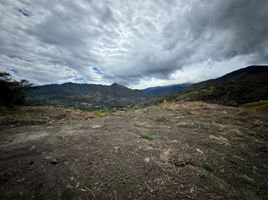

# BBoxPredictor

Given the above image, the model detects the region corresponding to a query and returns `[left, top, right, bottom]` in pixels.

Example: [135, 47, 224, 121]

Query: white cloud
[0, 0, 267, 88]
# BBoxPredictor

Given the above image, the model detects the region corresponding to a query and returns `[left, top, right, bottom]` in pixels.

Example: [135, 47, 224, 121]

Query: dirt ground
[0, 102, 268, 200]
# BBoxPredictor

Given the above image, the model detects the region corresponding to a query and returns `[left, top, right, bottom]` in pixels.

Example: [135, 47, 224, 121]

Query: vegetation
[203, 160, 215, 172]
[198, 170, 208, 179]
[0, 71, 31, 107]
[173, 65, 268, 106]
[140, 130, 154, 140]
[240, 100, 268, 111]
[25, 82, 153, 110]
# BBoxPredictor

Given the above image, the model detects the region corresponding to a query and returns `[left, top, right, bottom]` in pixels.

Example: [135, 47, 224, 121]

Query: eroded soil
[0, 102, 268, 200]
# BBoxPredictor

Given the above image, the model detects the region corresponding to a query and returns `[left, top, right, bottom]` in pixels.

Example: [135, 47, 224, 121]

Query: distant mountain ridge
[25, 82, 151, 109]
[174, 65, 268, 105]
[143, 83, 192, 96]
[25, 65, 268, 109]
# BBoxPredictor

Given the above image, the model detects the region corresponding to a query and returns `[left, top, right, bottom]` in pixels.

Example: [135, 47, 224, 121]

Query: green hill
[173, 65, 268, 106]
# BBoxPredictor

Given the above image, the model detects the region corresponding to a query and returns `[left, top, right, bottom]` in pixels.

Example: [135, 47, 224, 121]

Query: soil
[0, 102, 268, 200]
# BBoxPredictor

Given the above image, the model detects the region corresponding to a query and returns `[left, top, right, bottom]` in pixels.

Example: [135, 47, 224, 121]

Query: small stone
[190, 186, 195, 193]
[92, 125, 102, 129]
[144, 157, 150, 163]
[45, 156, 52, 160]
[114, 146, 120, 152]
[196, 148, 204, 154]
[29, 146, 36, 151]
[50, 159, 58, 165]
[28, 161, 34, 165]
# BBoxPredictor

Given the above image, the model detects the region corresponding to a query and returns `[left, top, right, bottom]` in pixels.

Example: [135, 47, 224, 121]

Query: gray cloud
[0, 0, 267, 88]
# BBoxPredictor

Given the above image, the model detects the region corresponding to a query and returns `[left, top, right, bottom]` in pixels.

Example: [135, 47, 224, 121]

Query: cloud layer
[0, 0, 267, 88]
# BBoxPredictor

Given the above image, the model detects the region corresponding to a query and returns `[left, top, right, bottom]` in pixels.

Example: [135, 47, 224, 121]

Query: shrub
[140, 131, 154, 140]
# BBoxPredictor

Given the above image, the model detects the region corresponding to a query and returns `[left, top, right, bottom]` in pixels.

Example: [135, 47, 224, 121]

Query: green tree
[0, 72, 32, 106]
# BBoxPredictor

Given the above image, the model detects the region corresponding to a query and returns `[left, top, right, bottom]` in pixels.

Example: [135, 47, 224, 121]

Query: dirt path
[0, 102, 268, 200]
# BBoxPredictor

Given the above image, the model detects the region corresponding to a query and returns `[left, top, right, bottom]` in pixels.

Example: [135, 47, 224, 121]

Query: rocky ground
[0, 102, 268, 200]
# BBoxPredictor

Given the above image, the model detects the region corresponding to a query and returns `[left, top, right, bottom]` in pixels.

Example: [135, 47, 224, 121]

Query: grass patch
[57, 135, 64, 139]
[93, 109, 115, 117]
[240, 100, 268, 111]
[203, 160, 215, 172]
[140, 131, 154, 140]
[198, 170, 208, 179]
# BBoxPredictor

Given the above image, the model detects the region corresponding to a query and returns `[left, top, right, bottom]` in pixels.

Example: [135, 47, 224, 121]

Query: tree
[0, 72, 32, 106]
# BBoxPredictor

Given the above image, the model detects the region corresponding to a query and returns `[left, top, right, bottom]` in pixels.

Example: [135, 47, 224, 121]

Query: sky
[0, 0, 267, 89]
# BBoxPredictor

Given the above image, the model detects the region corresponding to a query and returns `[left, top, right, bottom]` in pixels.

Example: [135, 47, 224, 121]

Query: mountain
[25, 82, 151, 109]
[173, 65, 268, 106]
[143, 83, 192, 96]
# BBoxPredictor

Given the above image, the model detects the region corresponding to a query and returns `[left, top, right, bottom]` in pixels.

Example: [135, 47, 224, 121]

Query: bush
[140, 131, 154, 140]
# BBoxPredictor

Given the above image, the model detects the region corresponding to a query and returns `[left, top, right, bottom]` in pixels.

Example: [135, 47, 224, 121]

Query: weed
[140, 131, 154, 140]
[234, 174, 254, 185]
[57, 135, 64, 139]
[94, 111, 111, 117]
[203, 160, 215, 172]
[198, 170, 208, 179]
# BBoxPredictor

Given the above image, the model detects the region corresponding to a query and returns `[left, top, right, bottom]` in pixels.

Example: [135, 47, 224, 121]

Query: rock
[114, 146, 120, 152]
[144, 157, 150, 163]
[190, 186, 195, 193]
[50, 158, 58, 165]
[29, 145, 36, 151]
[44, 156, 52, 160]
[196, 148, 204, 154]
[92, 124, 102, 129]
[28, 161, 34, 165]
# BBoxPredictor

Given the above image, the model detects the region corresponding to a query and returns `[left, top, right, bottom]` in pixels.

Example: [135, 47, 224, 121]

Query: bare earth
[0, 102, 268, 200]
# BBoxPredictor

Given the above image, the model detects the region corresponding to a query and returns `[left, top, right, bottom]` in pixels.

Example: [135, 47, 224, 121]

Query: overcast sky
[0, 0, 267, 89]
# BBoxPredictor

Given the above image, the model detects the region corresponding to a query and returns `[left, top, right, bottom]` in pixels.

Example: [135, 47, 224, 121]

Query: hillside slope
[143, 83, 192, 96]
[174, 65, 268, 105]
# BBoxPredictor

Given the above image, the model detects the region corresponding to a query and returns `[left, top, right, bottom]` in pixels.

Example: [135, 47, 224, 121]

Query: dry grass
[240, 100, 268, 111]
[209, 135, 230, 146]
[0, 105, 96, 126]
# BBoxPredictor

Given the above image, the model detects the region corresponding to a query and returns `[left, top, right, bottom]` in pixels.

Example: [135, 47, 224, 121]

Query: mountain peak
[110, 83, 126, 88]
[111, 83, 120, 86]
